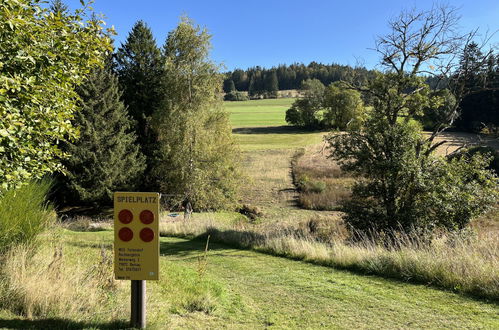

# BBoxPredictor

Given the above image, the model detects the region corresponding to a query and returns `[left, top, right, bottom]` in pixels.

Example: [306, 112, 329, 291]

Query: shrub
[449, 146, 499, 175]
[224, 91, 249, 101]
[0, 180, 55, 253]
[238, 204, 263, 220]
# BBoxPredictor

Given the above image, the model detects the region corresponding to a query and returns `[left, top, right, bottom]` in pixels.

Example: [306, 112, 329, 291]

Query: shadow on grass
[160, 229, 267, 259]
[161, 229, 499, 304]
[0, 318, 129, 330]
[232, 126, 324, 135]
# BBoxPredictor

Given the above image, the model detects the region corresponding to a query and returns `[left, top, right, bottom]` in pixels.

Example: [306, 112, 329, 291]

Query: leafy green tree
[328, 6, 498, 234]
[0, 0, 112, 191]
[323, 82, 366, 130]
[152, 17, 240, 210]
[285, 79, 325, 128]
[57, 64, 145, 205]
[115, 20, 163, 188]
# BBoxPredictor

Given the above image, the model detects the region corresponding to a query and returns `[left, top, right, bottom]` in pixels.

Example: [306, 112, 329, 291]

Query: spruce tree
[58, 65, 145, 205]
[265, 70, 279, 98]
[152, 17, 240, 210]
[50, 0, 68, 15]
[115, 21, 163, 189]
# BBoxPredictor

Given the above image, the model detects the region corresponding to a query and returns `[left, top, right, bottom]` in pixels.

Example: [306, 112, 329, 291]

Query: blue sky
[64, 0, 498, 71]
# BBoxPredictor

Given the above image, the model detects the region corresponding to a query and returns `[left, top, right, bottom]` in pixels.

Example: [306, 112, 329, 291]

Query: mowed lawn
[225, 98, 294, 127]
[2, 229, 494, 329]
[225, 99, 325, 151]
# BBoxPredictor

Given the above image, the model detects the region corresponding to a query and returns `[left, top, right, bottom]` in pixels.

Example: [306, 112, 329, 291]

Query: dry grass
[160, 214, 499, 301]
[59, 216, 113, 232]
[0, 240, 123, 321]
[292, 145, 354, 211]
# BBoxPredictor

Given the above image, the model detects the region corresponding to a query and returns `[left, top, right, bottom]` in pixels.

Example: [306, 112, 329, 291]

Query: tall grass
[0, 241, 124, 321]
[160, 216, 499, 301]
[291, 148, 354, 210]
[0, 226, 226, 324]
[0, 180, 55, 253]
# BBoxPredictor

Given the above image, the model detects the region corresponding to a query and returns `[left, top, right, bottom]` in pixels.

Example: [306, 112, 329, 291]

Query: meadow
[0, 99, 497, 328]
[225, 98, 294, 127]
[0, 224, 497, 329]
[226, 98, 325, 151]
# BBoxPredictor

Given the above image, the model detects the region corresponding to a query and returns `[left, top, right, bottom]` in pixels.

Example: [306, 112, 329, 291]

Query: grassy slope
[2, 230, 496, 329]
[164, 236, 498, 329]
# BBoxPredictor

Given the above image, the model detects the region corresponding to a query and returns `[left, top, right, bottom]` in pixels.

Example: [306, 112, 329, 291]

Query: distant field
[225, 98, 294, 127]
[233, 126, 325, 151]
[224, 98, 325, 151]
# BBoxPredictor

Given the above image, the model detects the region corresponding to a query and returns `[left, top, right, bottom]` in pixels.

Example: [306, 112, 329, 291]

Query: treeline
[422, 43, 499, 134]
[223, 62, 375, 98]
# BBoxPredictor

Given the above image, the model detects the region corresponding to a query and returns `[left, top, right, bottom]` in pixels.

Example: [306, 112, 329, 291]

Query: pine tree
[223, 78, 236, 93]
[58, 64, 145, 205]
[265, 70, 279, 98]
[152, 17, 240, 210]
[50, 0, 68, 15]
[115, 21, 163, 189]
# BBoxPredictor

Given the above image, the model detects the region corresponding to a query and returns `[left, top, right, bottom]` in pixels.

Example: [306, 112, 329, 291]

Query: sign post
[114, 192, 160, 329]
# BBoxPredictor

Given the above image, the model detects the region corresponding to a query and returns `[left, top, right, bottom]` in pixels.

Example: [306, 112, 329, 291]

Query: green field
[225, 98, 325, 151]
[225, 98, 294, 127]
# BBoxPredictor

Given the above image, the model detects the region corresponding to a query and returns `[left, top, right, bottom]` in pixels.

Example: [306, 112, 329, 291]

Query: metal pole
[131, 280, 146, 329]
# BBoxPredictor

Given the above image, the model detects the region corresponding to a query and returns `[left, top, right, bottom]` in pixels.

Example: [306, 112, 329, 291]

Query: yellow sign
[114, 192, 160, 280]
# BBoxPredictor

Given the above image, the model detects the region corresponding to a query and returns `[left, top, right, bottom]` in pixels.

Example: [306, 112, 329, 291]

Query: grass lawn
[234, 126, 325, 151]
[1, 229, 496, 329]
[225, 98, 294, 127]
[225, 99, 325, 152]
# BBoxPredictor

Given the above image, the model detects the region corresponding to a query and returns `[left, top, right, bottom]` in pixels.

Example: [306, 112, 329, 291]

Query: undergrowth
[291, 148, 353, 210]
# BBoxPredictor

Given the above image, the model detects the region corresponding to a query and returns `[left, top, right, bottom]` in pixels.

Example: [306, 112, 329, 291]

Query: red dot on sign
[118, 209, 133, 224]
[140, 228, 154, 242]
[140, 210, 154, 224]
[118, 227, 133, 242]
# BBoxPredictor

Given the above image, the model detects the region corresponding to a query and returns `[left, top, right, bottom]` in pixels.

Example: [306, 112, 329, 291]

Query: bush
[449, 146, 499, 175]
[0, 180, 55, 253]
[238, 204, 263, 220]
[224, 91, 249, 101]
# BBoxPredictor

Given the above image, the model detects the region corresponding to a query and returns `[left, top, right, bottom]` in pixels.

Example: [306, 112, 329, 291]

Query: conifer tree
[115, 21, 163, 188]
[50, 0, 68, 15]
[265, 70, 279, 98]
[58, 64, 145, 205]
[152, 17, 240, 210]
